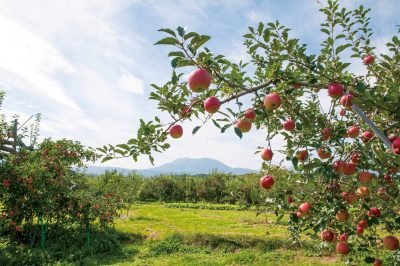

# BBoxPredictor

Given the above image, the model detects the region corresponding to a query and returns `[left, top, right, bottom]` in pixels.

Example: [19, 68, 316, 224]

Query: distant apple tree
[100, 1, 400, 264]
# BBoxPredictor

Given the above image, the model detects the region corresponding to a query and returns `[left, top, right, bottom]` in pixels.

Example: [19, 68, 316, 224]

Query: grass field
[74, 203, 353, 266]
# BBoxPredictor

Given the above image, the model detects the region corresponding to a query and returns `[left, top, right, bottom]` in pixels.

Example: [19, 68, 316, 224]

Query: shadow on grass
[0, 224, 145, 266]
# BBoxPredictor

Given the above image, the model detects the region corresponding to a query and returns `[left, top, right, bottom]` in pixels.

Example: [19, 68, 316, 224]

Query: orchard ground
[80, 203, 361, 266]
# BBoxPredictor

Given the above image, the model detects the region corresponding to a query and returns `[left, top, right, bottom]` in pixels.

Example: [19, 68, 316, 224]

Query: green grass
[2, 203, 362, 265]
[101, 203, 346, 266]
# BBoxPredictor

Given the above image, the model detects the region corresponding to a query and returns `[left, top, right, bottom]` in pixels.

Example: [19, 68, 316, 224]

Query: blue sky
[0, 0, 398, 170]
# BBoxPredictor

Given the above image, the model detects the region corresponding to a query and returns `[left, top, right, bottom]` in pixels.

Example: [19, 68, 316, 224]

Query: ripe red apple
[336, 242, 350, 255]
[336, 210, 349, 222]
[343, 162, 357, 176]
[260, 148, 273, 161]
[351, 152, 361, 163]
[368, 207, 381, 217]
[180, 105, 192, 117]
[321, 230, 335, 242]
[327, 83, 344, 99]
[356, 226, 364, 235]
[288, 197, 294, 204]
[204, 96, 221, 113]
[2, 179, 10, 188]
[317, 148, 331, 159]
[373, 259, 383, 266]
[347, 126, 360, 138]
[263, 93, 282, 111]
[361, 131, 374, 142]
[392, 138, 400, 155]
[292, 83, 301, 89]
[283, 120, 295, 131]
[383, 174, 392, 183]
[342, 191, 358, 204]
[297, 150, 308, 162]
[169, 124, 183, 139]
[333, 160, 346, 174]
[260, 175, 275, 190]
[356, 186, 370, 198]
[339, 233, 348, 242]
[358, 171, 373, 184]
[358, 219, 368, 229]
[339, 109, 346, 116]
[383, 236, 399, 251]
[322, 127, 331, 141]
[299, 202, 312, 214]
[188, 68, 212, 92]
[377, 187, 390, 200]
[340, 94, 354, 108]
[235, 119, 252, 133]
[363, 54, 374, 65]
[244, 109, 256, 121]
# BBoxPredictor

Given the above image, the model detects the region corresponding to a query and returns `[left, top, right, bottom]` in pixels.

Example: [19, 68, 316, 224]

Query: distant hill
[87, 157, 257, 177]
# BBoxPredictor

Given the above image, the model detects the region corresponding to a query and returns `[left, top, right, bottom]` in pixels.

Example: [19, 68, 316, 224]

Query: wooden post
[12, 119, 17, 154]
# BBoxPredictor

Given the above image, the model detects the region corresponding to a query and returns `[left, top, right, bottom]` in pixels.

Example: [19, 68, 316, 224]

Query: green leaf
[168, 51, 185, 57]
[320, 28, 330, 35]
[356, 82, 366, 93]
[177, 26, 185, 37]
[184, 32, 199, 40]
[158, 28, 176, 36]
[154, 37, 180, 46]
[212, 119, 221, 129]
[190, 35, 211, 51]
[292, 157, 298, 170]
[335, 44, 351, 54]
[116, 144, 130, 150]
[192, 126, 201, 135]
[234, 127, 242, 139]
[101, 156, 113, 163]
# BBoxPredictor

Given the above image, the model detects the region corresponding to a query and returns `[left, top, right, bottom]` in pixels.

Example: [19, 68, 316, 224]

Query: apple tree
[100, 1, 399, 264]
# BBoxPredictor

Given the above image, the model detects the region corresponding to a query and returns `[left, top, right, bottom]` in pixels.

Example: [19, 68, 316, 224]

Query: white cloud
[118, 69, 145, 95]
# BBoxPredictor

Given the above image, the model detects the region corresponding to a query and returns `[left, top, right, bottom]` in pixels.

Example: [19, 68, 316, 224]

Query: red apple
[293, 83, 301, 89]
[351, 152, 361, 163]
[342, 191, 358, 204]
[339, 233, 348, 242]
[169, 124, 183, 139]
[180, 105, 192, 117]
[299, 202, 312, 214]
[321, 230, 335, 242]
[333, 160, 346, 174]
[235, 119, 252, 133]
[383, 236, 399, 251]
[288, 197, 294, 204]
[343, 162, 357, 176]
[263, 93, 282, 111]
[260, 175, 275, 190]
[340, 94, 354, 108]
[363, 54, 374, 65]
[347, 126, 360, 138]
[317, 148, 331, 159]
[2, 179, 10, 188]
[358, 171, 373, 184]
[373, 259, 383, 266]
[188, 68, 212, 92]
[327, 83, 344, 99]
[336, 210, 349, 222]
[368, 207, 381, 217]
[322, 127, 331, 141]
[204, 96, 221, 113]
[361, 131, 374, 142]
[383, 174, 392, 183]
[392, 138, 400, 155]
[260, 148, 273, 161]
[339, 109, 346, 116]
[244, 109, 256, 121]
[358, 219, 368, 229]
[356, 186, 370, 198]
[336, 242, 350, 255]
[297, 150, 308, 162]
[356, 226, 364, 235]
[283, 120, 295, 131]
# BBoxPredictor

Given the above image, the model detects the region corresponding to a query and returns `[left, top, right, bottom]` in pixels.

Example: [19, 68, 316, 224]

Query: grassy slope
[80, 203, 349, 266]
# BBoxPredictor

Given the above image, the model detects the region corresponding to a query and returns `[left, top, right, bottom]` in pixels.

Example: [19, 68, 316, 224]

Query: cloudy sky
[0, 0, 398, 170]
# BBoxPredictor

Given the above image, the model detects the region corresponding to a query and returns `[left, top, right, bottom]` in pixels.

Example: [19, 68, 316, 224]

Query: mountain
[86, 157, 257, 176]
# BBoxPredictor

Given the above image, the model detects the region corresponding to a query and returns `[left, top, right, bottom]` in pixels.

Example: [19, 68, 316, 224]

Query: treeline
[85, 166, 296, 211]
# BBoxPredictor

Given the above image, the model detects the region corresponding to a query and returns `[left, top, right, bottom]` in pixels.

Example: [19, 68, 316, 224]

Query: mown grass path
[86, 203, 349, 266]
